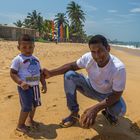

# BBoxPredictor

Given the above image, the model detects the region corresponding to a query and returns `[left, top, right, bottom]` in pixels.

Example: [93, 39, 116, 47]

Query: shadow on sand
[13, 114, 140, 140]
[23, 123, 61, 139]
[86, 114, 140, 140]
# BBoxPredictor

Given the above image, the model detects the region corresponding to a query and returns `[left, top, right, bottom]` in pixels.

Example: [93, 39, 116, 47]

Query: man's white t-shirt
[76, 52, 126, 94]
[11, 54, 41, 86]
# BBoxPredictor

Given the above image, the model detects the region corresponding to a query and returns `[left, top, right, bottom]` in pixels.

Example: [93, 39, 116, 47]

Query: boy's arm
[10, 69, 23, 85]
[10, 69, 29, 90]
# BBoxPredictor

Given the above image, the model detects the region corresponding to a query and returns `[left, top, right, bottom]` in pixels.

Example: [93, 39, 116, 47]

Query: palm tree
[42, 19, 53, 40]
[54, 13, 68, 41]
[66, 1, 86, 42]
[23, 10, 44, 36]
[67, 1, 85, 27]
[54, 13, 68, 26]
[43, 20, 52, 33]
[13, 20, 23, 27]
[23, 18, 31, 28]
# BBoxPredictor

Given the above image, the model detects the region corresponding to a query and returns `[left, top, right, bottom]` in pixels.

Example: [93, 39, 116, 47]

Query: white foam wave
[111, 44, 140, 50]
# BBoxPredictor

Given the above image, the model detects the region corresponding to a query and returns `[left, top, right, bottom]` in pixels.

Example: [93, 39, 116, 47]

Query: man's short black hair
[18, 34, 34, 45]
[88, 35, 109, 48]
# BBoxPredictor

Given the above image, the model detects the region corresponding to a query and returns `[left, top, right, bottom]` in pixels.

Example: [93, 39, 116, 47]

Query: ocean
[111, 43, 140, 50]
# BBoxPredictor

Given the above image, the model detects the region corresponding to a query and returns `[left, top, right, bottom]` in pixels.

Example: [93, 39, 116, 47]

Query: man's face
[18, 41, 35, 56]
[89, 43, 110, 67]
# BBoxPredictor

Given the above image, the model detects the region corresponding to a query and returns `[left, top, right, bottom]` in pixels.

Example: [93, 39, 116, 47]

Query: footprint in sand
[47, 81, 57, 84]
[46, 104, 57, 110]
[4, 95, 14, 100]
[10, 130, 28, 140]
[52, 104, 57, 107]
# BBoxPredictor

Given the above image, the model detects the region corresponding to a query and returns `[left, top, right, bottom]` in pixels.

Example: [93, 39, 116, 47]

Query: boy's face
[89, 43, 110, 67]
[18, 41, 35, 56]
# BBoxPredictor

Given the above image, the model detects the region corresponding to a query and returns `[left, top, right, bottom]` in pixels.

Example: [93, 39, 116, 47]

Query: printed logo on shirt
[104, 80, 110, 84]
[26, 76, 40, 82]
[25, 59, 40, 75]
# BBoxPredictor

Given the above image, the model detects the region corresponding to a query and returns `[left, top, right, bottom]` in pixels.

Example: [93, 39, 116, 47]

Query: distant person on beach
[54, 33, 58, 44]
[43, 35, 126, 128]
[10, 34, 47, 133]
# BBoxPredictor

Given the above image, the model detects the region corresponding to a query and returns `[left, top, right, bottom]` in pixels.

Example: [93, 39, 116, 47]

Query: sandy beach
[0, 41, 140, 140]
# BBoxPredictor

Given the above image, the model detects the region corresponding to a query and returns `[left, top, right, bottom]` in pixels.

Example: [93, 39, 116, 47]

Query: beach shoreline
[111, 44, 140, 57]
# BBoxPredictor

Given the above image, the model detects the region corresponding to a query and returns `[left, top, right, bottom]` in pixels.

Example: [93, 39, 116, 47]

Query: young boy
[10, 34, 47, 133]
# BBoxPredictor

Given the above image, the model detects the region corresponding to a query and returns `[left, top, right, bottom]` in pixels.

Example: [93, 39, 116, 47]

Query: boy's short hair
[88, 35, 109, 48]
[18, 34, 34, 45]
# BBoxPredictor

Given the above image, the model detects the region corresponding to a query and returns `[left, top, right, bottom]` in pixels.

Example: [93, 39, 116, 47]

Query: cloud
[78, 0, 97, 12]
[0, 12, 56, 24]
[44, 12, 56, 20]
[108, 10, 117, 13]
[85, 20, 96, 25]
[82, 5, 97, 11]
[84, 20, 96, 30]
[0, 12, 26, 21]
[103, 18, 133, 24]
[84, 20, 96, 34]
[130, 8, 140, 13]
[129, 2, 140, 6]
[116, 14, 135, 19]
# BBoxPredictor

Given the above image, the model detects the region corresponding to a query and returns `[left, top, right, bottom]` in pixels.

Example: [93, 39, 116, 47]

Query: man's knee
[108, 99, 126, 117]
[64, 70, 79, 80]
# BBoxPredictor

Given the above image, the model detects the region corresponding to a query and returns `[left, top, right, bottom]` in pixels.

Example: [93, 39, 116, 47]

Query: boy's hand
[42, 68, 51, 79]
[41, 84, 47, 94]
[20, 81, 29, 90]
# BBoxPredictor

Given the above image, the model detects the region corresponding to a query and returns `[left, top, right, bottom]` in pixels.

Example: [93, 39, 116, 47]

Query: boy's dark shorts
[18, 85, 41, 112]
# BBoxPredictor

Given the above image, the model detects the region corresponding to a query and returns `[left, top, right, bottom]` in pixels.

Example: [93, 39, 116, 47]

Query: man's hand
[41, 84, 47, 94]
[20, 81, 29, 90]
[42, 68, 52, 79]
[80, 106, 98, 128]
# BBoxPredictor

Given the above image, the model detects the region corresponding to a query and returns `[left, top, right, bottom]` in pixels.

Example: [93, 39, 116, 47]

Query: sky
[0, 0, 140, 42]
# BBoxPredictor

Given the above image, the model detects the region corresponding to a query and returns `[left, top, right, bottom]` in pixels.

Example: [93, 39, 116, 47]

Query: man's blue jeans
[64, 70, 126, 117]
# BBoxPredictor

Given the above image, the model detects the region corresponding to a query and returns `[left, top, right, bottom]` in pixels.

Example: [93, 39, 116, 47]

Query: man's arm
[94, 90, 122, 112]
[40, 70, 47, 93]
[44, 61, 81, 78]
[80, 91, 123, 128]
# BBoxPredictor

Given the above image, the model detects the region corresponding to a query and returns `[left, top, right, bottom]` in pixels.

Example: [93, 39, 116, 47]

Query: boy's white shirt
[76, 52, 126, 94]
[11, 54, 41, 86]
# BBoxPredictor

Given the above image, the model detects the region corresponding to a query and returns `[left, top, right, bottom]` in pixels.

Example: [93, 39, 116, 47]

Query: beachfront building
[0, 25, 36, 40]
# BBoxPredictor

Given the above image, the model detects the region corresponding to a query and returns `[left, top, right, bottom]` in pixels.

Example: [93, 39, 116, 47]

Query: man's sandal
[59, 114, 80, 128]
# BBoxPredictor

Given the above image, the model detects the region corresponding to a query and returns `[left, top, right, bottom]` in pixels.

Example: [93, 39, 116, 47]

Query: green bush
[36, 38, 48, 43]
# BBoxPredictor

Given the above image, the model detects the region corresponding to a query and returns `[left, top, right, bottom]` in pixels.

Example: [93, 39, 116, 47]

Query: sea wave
[111, 44, 140, 50]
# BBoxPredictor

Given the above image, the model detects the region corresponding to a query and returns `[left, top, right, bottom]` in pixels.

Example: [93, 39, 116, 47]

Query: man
[43, 35, 126, 128]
